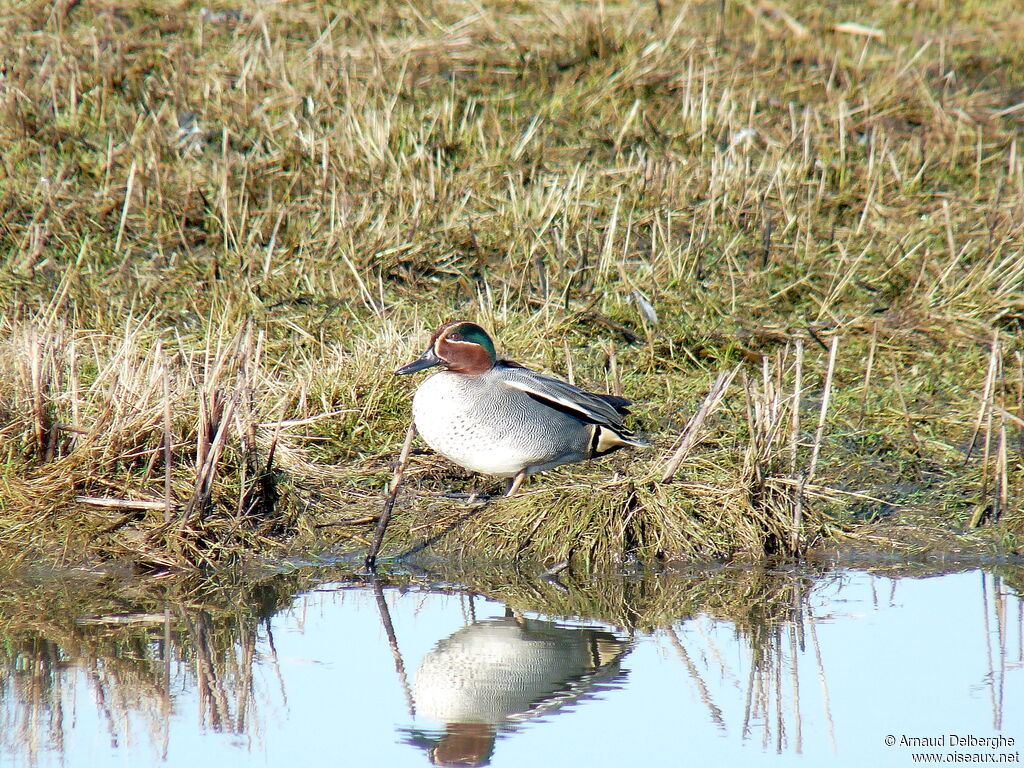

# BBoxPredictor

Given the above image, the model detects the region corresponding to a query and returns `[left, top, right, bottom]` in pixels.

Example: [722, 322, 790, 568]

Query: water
[0, 563, 1021, 767]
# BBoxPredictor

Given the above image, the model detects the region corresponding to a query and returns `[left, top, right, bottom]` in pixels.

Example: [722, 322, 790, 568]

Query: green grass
[0, 0, 1021, 569]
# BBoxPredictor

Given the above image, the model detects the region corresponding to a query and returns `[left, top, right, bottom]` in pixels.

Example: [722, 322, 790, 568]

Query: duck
[406, 608, 630, 765]
[395, 320, 645, 496]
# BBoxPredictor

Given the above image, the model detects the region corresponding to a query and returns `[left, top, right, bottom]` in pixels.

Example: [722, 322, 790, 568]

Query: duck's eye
[448, 332, 463, 341]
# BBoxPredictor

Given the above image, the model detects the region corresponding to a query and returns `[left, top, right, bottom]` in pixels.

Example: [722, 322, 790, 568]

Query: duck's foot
[504, 471, 527, 497]
[544, 560, 570, 577]
[442, 491, 492, 504]
[541, 561, 571, 593]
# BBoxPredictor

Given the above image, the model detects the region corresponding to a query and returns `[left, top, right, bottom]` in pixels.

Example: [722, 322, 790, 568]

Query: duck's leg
[443, 479, 492, 504]
[504, 470, 527, 497]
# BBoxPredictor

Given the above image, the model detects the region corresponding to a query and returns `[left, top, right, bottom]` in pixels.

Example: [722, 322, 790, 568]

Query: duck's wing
[497, 364, 635, 432]
[595, 393, 632, 412]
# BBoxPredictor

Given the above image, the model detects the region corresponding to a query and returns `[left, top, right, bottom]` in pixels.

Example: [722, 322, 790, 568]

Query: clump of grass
[0, 319, 293, 568]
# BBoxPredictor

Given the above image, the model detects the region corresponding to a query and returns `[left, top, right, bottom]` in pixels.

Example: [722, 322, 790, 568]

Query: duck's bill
[395, 348, 443, 375]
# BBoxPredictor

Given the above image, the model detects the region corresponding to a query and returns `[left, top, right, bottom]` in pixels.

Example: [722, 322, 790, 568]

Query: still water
[0, 562, 1020, 767]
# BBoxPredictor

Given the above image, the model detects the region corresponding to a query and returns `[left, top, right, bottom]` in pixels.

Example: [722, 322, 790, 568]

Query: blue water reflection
[0, 566, 1020, 767]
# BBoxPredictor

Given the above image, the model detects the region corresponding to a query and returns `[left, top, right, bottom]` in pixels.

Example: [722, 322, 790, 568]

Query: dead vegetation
[0, 0, 1022, 570]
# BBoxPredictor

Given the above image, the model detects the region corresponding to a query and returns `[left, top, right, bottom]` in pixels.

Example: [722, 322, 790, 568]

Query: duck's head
[395, 321, 497, 376]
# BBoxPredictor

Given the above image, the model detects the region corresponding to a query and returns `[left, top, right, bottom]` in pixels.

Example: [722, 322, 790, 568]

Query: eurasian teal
[395, 321, 645, 496]
[407, 609, 629, 764]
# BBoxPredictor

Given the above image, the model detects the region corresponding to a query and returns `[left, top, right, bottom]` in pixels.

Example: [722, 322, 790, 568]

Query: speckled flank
[413, 617, 627, 724]
[412, 368, 592, 478]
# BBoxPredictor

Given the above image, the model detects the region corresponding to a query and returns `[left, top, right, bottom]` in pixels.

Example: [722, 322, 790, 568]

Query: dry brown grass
[0, 0, 1022, 569]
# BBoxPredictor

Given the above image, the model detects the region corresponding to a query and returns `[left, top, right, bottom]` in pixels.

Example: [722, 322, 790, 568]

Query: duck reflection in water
[402, 608, 631, 767]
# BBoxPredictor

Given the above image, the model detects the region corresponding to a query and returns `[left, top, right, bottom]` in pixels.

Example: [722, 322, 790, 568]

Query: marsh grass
[1, 0, 1022, 569]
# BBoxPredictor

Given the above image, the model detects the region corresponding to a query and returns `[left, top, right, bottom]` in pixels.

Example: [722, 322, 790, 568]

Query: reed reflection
[0, 571, 297, 767]
[650, 569, 834, 755]
[0, 564, 1017, 767]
